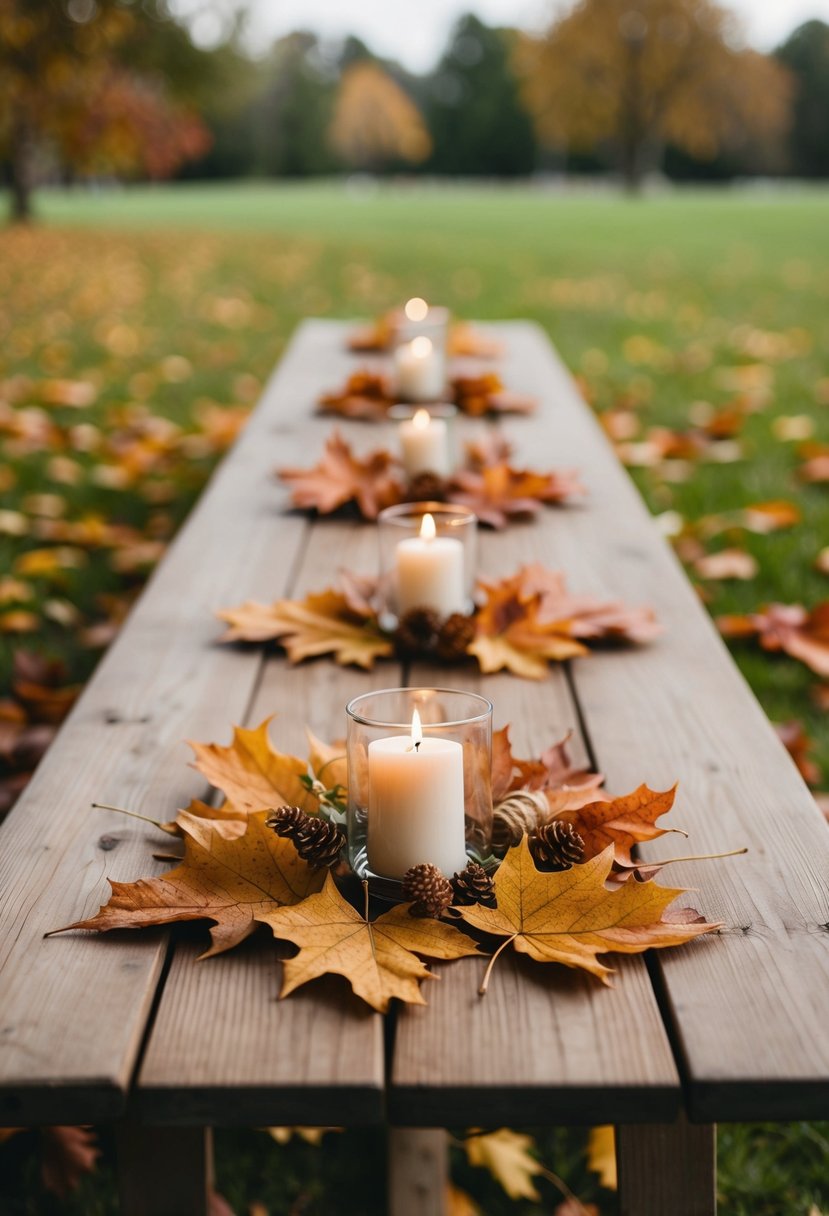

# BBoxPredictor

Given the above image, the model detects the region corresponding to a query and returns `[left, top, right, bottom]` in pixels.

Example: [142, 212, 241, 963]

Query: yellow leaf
[463, 1128, 542, 1202]
[260, 873, 479, 1012]
[189, 718, 317, 815]
[446, 1183, 483, 1215]
[587, 1125, 617, 1190]
[459, 840, 720, 990]
[266, 1126, 338, 1145]
[306, 729, 347, 792]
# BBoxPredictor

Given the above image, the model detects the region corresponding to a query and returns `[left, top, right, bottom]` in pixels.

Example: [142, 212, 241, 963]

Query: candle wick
[414, 740, 420, 752]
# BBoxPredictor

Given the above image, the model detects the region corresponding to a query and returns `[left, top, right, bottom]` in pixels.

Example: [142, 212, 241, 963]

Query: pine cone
[436, 612, 476, 661]
[402, 862, 454, 918]
[407, 472, 447, 502]
[268, 805, 344, 869]
[393, 607, 440, 657]
[528, 820, 585, 872]
[451, 861, 497, 908]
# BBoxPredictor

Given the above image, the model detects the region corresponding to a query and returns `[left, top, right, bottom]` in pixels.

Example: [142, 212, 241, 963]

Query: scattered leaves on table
[448, 463, 584, 528]
[346, 313, 502, 359]
[259, 873, 479, 1012]
[189, 718, 318, 815]
[278, 430, 403, 519]
[50, 810, 324, 957]
[458, 839, 719, 990]
[718, 601, 829, 678]
[318, 369, 536, 419]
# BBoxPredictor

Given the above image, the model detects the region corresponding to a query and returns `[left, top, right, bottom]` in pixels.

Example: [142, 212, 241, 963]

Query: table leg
[116, 1123, 213, 1216]
[616, 1116, 716, 1216]
[388, 1128, 449, 1216]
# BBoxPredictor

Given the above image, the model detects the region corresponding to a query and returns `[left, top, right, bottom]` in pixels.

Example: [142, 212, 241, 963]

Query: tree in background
[0, 0, 211, 221]
[425, 14, 537, 176]
[246, 32, 338, 178]
[517, 0, 792, 191]
[329, 61, 431, 172]
[776, 21, 829, 178]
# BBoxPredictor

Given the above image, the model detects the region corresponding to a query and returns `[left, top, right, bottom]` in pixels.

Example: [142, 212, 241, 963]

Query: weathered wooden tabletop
[0, 320, 826, 1164]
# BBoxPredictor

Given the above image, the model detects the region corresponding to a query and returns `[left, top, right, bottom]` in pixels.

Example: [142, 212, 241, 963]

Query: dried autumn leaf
[189, 718, 316, 815]
[740, 500, 802, 533]
[459, 839, 719, 989]
[470, 565, 659, 680]
[451, 372, 536, 417]
[693, 548, 758, 581]
[448, 464, 584, 528]
[798, 454, 829, 484]
[718, 602, 829, 678]
[774, 721, 820, 787]
[260, 873, 479, 1012]
[490, 725, 602, 803]
[51, 811, 324, 957]
[318, 370, 392, 421]
[587, 1126, 617, 1190]
[817, 548, 829, 576]
[447, 1183, 483, 1216]
[463, 1128, 542, 1201]
[448, 322, 503, 359]
[559, 784, 680, 868]
[307, 728, 347, 792]
[217, 589, 393, 669]
[279, 431, 403, 519]
[40, 1126, 101, 1199]
[164, 797, 248, 840]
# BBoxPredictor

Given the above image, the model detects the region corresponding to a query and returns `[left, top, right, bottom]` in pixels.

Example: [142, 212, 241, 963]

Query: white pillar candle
[396, 512, 465, 618]
[367, 709, 467, 879]
[399, 408, 451, 478]
[394, 335, 445, 403]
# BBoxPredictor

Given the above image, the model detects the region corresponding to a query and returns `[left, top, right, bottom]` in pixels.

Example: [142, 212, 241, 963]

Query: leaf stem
[91, 802, 163, 830]
[478, 934, 517, 996]
[654, 846, 748, 867]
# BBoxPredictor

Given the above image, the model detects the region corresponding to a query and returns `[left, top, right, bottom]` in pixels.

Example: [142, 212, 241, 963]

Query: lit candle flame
[405, 297, 429, 322]
[411, 707, 422, 752]
[411, 335, 432, 359]
[420, 512, 436, 541]
[412, 408, 431, 430]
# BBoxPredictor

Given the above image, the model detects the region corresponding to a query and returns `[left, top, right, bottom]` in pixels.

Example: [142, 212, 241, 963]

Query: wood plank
[0, 321, 346, 1125]
[137, 515, 397, 1124]
[490, 322, 829, 1121]
[617, 1118, 716, 1216]
[388, 1129, 449, 1216]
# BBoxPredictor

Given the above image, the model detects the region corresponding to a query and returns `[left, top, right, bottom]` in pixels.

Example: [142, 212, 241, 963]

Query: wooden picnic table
[0, 320, 827, 1216]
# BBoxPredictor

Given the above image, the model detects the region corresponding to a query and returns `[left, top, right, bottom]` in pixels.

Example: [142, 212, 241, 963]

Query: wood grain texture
[490, 322, 829, 1121]
[0, 322, 365, 1125]
[617, 1118, 716, 1216]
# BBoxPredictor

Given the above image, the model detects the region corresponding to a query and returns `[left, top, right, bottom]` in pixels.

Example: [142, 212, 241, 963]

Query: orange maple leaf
[189, 718, 316, 814]
[318, 370, 393, 420]
[279, 430, 403, 519]
[448, 463, 584, 528]
[718, 601, 829, 678]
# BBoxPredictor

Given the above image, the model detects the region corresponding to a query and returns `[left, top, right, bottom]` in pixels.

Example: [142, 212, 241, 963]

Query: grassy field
[1, 181, 828, 1213]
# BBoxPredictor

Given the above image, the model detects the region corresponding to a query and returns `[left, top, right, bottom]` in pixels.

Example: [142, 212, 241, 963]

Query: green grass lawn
[1, 181, 828, 1213]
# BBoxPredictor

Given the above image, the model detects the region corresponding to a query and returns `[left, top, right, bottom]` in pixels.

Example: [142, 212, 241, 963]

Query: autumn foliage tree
[0, 0, 210, 222]
[329, 61, 431, 172]
[517, 0, 792, 190]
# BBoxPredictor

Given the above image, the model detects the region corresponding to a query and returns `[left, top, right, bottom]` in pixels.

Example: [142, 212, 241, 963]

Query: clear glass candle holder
[388, 402, 459, 479]
[346, 687, 493, 898]
[376, 501, 477, 630]
[397, 300, 450, 354]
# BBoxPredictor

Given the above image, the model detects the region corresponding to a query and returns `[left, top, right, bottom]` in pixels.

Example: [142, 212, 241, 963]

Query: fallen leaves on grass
[587, 1126, 617, 1189]
[260, 874, 479, 1012]
[693, 548, 758, 581]
[718, 602, 829, 678]
[462, 1128, 542, 1202]
[50, 810, 324, 957]
[774, 720, 821, 786]
[458, 839, 718, 991]
[278, 431, 403, 519]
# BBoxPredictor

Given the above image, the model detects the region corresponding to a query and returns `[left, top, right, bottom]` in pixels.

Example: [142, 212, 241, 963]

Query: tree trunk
[9, 109, 34, 224]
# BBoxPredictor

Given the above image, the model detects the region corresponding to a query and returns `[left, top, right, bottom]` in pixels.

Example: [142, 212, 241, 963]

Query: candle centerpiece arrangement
[393, 335, 446, 404]
[377, 501, 477, 629]
[389, 403, 457, 480]
[346, 686, 493, 898]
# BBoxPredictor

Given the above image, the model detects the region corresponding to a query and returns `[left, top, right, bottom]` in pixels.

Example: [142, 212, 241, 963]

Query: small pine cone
[529, 820, 585, 872]
[393, 607, 441, 657]
[268, 805, 344, 869]
[402, 862, 454, 918]
[436, 612, 476, 662]
[451, 861, 497, 908]
[407, 472, 448, 502]
[267, 805, 307, 836]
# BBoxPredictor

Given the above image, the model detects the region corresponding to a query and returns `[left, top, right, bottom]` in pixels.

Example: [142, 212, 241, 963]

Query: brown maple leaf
[50, 810, 324, 957]
[470, 565, 660, 679]
[451, 373, 536, 417]
[459, 839, 720, 991]
[718, 602, 829, 678]
[448, 464, 584, 528]
[347, 314, 396, 352]
[318, 370, 393, 421]
[189, 718, 316, 815]
[260, 874, 479, 1012]
[448, 322, 504, 359]
[774, 720, 821, 786]
[490, 725, 601, 804]
[278, 431, 403, 519]
[556, 784, 680, 868]
[218, 587, 392, 668]
[40, 1126, 101, 1200]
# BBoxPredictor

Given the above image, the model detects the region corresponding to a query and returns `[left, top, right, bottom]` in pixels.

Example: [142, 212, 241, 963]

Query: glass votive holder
[397, 298, 450, 354]
[346, 686, 493, 898]
[388, 402, 458, 479]
[392, 333, 447, 404]
[376, 501, 477, 630]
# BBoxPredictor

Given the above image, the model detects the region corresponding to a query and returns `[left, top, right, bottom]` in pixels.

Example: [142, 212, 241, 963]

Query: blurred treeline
[2, 0, 829, 217]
